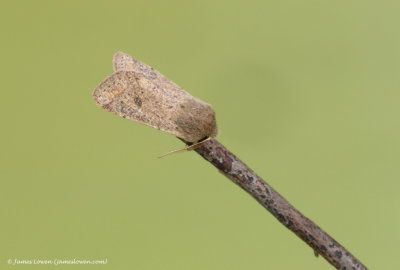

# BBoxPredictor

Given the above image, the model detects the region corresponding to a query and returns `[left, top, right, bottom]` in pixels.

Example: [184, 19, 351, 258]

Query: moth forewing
[93, 55, 217, 143]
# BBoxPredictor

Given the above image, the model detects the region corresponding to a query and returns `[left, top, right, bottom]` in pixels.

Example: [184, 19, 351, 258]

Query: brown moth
[93, 52, 218, 143]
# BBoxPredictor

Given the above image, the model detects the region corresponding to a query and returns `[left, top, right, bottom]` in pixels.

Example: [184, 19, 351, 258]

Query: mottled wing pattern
[113, 52, 136, 72]
[93, 53, 218, 142]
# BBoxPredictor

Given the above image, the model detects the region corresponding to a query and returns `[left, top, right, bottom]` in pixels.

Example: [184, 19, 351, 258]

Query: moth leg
[157, 137, 212, 158]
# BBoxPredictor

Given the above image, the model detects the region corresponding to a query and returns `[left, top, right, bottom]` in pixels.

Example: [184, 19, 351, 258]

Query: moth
[93, 52, 218, 154]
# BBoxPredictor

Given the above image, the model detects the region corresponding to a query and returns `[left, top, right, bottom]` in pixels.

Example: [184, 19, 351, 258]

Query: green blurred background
[1, 1, 399, 269]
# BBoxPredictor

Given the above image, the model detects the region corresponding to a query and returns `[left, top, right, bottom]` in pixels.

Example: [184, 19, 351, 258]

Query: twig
[184, 138, 367, 270]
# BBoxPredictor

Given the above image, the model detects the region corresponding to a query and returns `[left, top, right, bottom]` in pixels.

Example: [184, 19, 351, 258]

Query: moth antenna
[157, 137, 212, 159]
[157, 147, 190, 159]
